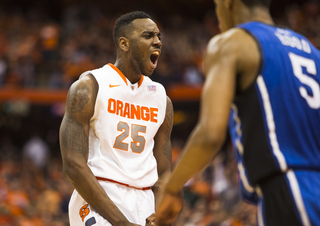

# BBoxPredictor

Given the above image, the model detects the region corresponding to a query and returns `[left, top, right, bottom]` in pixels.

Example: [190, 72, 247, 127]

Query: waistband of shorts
[95, 176, 152, 191]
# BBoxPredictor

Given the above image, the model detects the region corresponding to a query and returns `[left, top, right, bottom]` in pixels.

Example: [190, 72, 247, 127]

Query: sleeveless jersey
[80, 63, 167, 188]
[228, 22, 320, 203]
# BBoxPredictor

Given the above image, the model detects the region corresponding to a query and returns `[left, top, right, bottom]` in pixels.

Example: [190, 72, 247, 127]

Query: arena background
[0, 0, 318, 225]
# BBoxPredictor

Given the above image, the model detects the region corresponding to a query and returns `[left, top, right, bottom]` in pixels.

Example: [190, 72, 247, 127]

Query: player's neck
[114, 58, 141, 84]
[235, 6, 274, 27]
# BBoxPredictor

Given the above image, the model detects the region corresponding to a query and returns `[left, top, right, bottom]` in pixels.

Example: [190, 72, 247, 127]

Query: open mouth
[150, 50, 160, 68]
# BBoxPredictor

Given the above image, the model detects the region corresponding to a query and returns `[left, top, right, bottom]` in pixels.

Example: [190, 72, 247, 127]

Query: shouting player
[60, 11, 173, 226]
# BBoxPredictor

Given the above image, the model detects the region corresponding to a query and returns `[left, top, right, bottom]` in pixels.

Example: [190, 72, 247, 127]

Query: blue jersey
[228, 22, 320, 203]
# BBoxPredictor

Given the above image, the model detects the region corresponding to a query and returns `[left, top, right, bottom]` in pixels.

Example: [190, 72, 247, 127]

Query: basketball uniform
[69, 63, 167, 225]
[228, 22, 320, 226]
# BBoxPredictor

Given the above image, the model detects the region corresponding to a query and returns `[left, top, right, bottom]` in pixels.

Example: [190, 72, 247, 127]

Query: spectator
[23, 135, 50, 169]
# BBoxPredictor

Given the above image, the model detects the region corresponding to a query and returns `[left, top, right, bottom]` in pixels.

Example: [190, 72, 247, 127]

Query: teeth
[152, 51, 160, 56]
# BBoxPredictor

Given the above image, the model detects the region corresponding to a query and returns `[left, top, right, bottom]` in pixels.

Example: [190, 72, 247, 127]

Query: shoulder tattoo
[69, 85, 90, 113]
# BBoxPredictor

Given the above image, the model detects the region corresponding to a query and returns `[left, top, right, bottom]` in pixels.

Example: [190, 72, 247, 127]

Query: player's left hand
[146, 213, 173, 226]
[145, 213, 156, 226]
[156, 189, 183, 225]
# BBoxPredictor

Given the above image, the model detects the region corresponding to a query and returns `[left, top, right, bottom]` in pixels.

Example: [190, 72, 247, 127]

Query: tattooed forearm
[61, 116, 89, 157]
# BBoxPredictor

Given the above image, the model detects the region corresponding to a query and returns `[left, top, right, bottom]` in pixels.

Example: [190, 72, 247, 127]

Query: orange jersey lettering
[131, 104, 141, 120]
[107, 98, 158, 123]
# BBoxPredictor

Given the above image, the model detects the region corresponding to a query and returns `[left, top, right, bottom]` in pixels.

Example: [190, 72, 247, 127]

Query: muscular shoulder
[70, 73, 98, 93]
[207, 28, 257, 58]
[205, 28, 261, 88]
[165, 96, 173, 116]
[65, 74, 98, 120]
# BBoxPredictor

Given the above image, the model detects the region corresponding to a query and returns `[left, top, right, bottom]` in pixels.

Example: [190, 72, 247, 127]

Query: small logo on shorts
[79, 204, 90, 222]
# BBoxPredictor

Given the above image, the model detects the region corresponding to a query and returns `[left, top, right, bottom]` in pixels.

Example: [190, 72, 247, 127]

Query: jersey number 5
[113, 121, 146, 153]
[289, 52, 320, 109]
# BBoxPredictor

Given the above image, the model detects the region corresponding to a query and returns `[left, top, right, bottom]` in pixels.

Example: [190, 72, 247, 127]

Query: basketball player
[59, 11, 173, 226]
[156, 0, 320, 225]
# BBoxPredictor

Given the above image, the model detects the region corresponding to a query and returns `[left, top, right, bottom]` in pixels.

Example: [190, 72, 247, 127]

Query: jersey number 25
[113, 121, 146, 153]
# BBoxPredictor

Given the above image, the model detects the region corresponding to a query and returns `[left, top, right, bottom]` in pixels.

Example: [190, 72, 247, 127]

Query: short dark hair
[113, 11, 152, 47]
[241, 0, 271, 7]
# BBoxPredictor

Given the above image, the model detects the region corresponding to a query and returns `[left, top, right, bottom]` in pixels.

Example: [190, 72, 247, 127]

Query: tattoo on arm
[61, 116, 89, 157]
[69, 86, 90, 113]
[162, 99, 173, 162]
[61, 84, 91, 158]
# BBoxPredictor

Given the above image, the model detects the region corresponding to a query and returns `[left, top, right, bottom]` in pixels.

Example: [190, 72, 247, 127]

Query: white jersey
[81, 63, 167, 188]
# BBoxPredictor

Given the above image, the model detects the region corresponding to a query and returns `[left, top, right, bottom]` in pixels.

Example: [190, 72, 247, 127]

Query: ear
[119, 37, 129, 52]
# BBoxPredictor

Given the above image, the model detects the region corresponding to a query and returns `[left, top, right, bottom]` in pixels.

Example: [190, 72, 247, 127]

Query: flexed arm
[145, 96, 176, 226]
[152, 96, 175, 203]
[60, 74, 141, 226]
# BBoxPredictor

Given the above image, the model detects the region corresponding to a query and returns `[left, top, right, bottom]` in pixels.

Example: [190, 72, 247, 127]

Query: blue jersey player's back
[233, 22, 320, 184]
[229, 22, 320, 225]
[229, 22, 320, 203]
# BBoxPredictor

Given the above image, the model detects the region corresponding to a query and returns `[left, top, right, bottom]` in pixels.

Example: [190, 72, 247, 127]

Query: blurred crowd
[0, 3, 214, 90]
[0, 0, 320, 225]
[0, 1, 319, 90]
[0, 135, 72, 225]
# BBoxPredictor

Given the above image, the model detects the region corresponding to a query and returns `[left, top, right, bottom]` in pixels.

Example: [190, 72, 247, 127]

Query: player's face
[214, 0, 234, 32]
[128, 18, 162, 76]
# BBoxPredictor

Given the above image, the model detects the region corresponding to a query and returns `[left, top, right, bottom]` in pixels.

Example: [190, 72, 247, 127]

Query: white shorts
[68, 180, 155, 226]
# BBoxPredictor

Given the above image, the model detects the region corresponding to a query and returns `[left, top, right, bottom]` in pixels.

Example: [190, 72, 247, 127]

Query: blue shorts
[257, 170, 320, 226]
